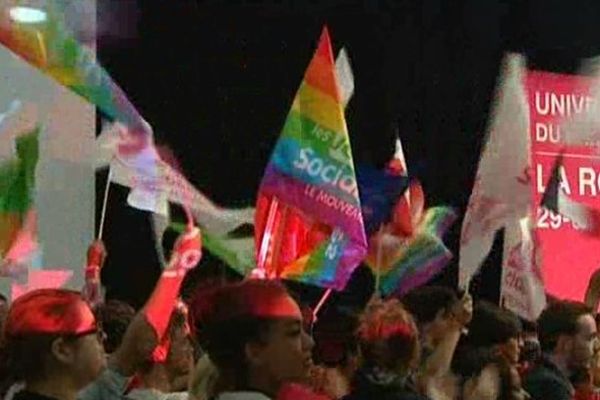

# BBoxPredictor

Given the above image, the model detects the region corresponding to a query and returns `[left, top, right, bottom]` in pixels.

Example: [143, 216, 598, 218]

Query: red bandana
[4, 288, 97, 336]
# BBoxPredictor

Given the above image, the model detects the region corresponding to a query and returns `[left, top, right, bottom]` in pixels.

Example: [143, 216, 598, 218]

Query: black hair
[538, 301, 592, 352]
[95, 299, 135, 354]
[401, 285, 458, 325]
[190, 280, 292, 392]
[466, 301, 522, 348]
[313, 308, 359, 367]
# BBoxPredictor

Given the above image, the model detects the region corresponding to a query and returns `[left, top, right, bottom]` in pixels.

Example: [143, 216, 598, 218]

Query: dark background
[95, 0, 600, 310]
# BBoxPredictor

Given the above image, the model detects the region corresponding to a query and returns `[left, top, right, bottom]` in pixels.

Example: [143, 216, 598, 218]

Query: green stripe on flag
[170, 222, 255, 276]
[0, 127, 40, 214]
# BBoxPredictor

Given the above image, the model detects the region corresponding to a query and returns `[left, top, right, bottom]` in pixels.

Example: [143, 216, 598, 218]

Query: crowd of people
[0, 226, 599, 400]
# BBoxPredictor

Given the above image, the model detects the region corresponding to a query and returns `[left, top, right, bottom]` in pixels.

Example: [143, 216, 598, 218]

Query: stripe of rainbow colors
[0, 4, 146, 132]
[256, 27, 367, 290]
[378, 207, 457, 296]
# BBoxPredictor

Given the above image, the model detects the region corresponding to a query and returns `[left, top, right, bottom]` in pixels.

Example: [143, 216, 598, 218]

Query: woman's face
[248, 295, 315, 389]
[497, 336, 522, 365]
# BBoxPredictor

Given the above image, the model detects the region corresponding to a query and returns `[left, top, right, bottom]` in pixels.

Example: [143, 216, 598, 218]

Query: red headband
[192, 280, 302, 327]
[4, 289, 97, 336]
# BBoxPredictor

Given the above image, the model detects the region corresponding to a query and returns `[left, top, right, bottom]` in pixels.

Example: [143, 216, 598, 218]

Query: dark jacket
[523, 354, 574, 400]
[342, 368, 429, 400]
[14, 391, 59, 400]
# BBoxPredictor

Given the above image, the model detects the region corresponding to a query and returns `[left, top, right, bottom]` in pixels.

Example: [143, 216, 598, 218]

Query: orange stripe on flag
[304, 53, 341, 103]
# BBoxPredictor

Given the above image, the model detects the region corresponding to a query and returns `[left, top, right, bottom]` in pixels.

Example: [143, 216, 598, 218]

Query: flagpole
[312, 288, 333, 323]
[98, 165, 113, 240]
[254, 196, 280, 278]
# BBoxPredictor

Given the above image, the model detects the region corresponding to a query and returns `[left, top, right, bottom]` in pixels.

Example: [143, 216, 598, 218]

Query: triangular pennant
[255, 27, 367, 290]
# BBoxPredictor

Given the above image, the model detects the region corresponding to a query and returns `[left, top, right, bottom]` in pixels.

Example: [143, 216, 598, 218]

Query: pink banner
[527, 70, 600, 301]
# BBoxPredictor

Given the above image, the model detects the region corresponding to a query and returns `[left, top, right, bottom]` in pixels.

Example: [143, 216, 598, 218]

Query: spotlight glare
[8, 6, 47, 24]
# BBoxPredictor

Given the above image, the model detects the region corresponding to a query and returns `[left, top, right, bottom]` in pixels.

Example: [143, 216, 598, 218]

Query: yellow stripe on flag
[292, 82, 347, 136]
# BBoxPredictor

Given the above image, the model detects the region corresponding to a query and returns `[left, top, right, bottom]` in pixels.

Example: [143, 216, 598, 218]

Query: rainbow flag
[255, 27, 367, 290]
[0, 6, 146, 132]
[0, 127, 39, 276]
[376, 207, 457, 296]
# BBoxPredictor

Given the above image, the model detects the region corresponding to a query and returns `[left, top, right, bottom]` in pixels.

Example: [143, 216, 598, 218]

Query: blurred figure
[461, 348, 530, 400]
[0, 292, 7, 335]
[524, 301, 596, 400]
[128, 306, 194, 400]
[402, 286, 472, 399]
[401, 286, 461, 355]
[466, 301, 523, 366]
[343, 298, 428, 400]
[188, 354, 219, 400]
[311, 308, 360, 399]
[571, 365, 600, 400]
[519, 319, 540, 374]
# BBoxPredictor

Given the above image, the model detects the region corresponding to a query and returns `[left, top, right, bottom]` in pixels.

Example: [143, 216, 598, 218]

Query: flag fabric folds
[254, 27, 367, 290]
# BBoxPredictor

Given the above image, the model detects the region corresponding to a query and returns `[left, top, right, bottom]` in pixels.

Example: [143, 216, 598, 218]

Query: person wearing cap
[0, 289, 107, 400]
[190, 279, 315, 400]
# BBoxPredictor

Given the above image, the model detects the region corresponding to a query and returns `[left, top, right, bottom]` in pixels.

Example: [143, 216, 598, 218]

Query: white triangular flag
[459, 53, 532, 288]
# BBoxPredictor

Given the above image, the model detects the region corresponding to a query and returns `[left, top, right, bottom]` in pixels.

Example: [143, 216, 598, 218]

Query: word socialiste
[293, 147, 358, 197]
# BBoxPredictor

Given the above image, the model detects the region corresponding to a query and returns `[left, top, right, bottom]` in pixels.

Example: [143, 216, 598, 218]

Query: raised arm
[109, 226, 202, 377]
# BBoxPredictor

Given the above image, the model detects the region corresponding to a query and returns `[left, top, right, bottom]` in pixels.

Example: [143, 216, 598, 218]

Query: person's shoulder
[78, 367, 131, 400]
[523, 364, 572, 400]
[524, 362, 561, 383]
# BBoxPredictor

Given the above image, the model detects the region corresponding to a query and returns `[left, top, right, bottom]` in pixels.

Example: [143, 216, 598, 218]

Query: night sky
[96, 0, 600, 309]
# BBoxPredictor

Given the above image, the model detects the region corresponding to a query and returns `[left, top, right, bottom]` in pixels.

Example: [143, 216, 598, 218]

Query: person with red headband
[0, 289, 107, 400]
[77, 225, 202, 400]
[190, 279, 315, 400]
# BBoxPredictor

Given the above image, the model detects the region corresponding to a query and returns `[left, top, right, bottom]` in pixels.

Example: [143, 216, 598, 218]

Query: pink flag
[11, 269, 73, 300]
